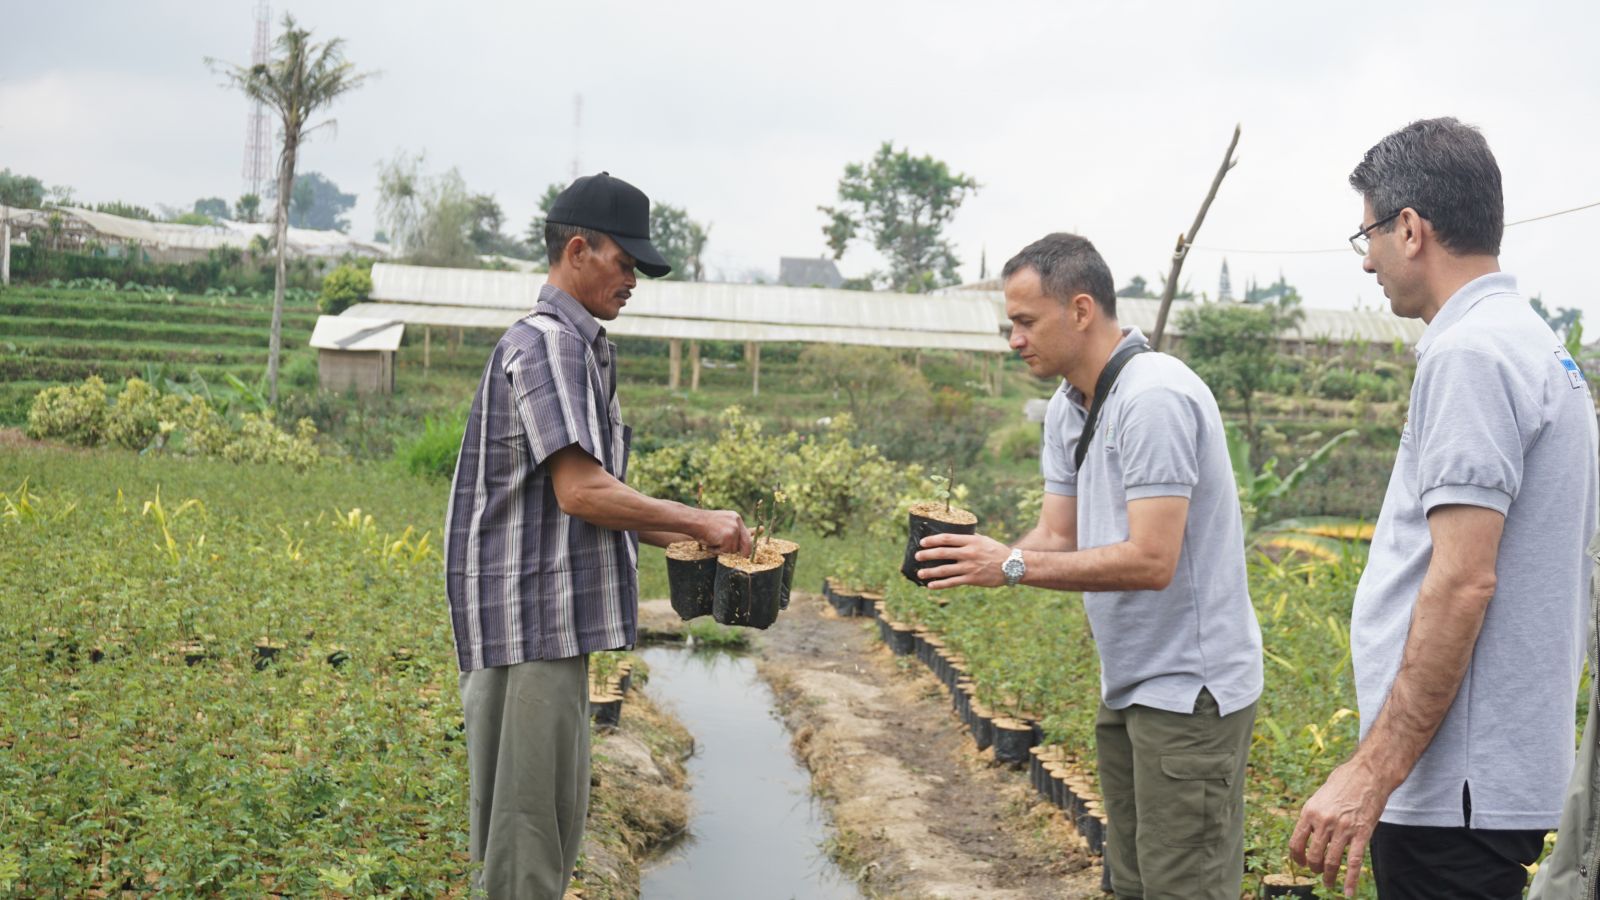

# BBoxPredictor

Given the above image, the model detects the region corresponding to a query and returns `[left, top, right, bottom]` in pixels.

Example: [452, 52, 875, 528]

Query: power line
[1188, 197, 1600, 256]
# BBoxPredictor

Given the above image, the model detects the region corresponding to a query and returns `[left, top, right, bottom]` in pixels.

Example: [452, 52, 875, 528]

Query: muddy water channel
[638, 646, 861, 900]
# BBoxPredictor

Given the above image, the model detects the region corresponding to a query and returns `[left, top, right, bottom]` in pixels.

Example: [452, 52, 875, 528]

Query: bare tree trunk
[1151, 124, 1241, 351]
[268, 137, 297, 407]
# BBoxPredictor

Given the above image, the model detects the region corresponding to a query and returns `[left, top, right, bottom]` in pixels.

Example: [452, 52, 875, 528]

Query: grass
[0, 445, 671, 897]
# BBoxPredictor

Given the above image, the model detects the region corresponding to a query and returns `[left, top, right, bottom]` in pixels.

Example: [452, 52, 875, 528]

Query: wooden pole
[423, 326, 431, 373]
[689, 340, 701, 391]
[668, 338, 682, 390]
[750, 342, 761, 397]
[1, 211, 10, 287]
[1151, 124, 1242, 351]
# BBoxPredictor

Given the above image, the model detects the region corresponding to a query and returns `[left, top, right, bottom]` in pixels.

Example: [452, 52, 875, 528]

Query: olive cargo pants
[1095, 688, 1256, 900]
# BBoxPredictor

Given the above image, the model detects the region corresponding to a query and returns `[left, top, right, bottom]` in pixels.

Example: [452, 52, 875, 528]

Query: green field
[0, 286, 318, 425]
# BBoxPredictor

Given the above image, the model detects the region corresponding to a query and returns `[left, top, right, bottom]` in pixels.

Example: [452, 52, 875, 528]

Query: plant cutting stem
[748, 499, 764, 561]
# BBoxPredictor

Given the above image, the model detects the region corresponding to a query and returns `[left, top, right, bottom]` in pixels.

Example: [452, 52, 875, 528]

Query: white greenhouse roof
[951, 290, 1425, 346]
[0, 205, 388, 259]
[357, 263, 1010, 352]
[309, 315, 405, 352]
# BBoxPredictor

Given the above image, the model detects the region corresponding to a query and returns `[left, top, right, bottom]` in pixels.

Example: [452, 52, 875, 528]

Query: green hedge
[0, 296, 319, 331]
[0, 315, 301, 348]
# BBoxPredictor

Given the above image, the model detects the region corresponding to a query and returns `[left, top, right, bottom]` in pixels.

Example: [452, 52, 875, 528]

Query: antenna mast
[241, 0, 272, 205]
[570, 93, 583, 181]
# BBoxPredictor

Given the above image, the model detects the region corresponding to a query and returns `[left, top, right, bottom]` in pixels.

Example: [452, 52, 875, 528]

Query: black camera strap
[1074, 341, 1153, 471]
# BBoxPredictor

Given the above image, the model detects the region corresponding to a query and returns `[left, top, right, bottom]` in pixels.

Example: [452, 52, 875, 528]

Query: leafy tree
[1177, 295, 1304, 448]
[285, 172, 356, 232]
[465, 193, 532, 260]
[819, 141, 979, 292]
[467, 194, 504, 255]
[210, 13, 371, 405]
[651, 203, 709, 281]
[0, 170, 47, 209]
[1531, 294, 1582, 341]
[524, 182, 564, 263]
[92, 201, 156, 221]
[172, 212, 215, 226]
[1244, 274, 1300, 306]
[375, 153, 477, 267]
[375, 151, 424, 256]
[1116, 275, 1155, 299]
[235, 193, 262, 223]
[193, 197, 230, 220]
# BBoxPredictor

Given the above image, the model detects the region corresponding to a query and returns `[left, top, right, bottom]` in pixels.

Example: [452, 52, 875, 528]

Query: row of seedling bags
[589, 657, 635, 729]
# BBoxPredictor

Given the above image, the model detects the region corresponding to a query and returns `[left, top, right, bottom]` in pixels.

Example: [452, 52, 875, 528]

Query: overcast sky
[5, 0, 1598, 320]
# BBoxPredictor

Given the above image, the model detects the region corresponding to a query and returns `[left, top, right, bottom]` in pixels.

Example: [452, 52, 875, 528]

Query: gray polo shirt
[1042, 327, 1263, 717]
[1352, 272, 1599, 830]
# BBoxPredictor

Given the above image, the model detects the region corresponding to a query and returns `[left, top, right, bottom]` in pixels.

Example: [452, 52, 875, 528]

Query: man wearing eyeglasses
[1290, 118, 1599, 898]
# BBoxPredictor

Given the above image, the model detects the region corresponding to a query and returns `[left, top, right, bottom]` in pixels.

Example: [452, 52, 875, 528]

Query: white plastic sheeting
[309, 315, 405, 352]
[358, 263, 1011, 352]
[2, 206, 388, 259]
[954, 290, 1426, 346]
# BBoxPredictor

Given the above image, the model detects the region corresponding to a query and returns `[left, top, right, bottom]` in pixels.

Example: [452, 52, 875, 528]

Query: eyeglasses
[1348, 210, 1403, 256]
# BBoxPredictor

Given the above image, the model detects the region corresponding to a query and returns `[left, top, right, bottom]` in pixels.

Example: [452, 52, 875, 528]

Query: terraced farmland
[0, 286, 318, 424]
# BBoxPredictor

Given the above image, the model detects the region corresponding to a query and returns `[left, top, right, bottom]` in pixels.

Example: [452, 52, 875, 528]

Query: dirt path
[640, 594, 1103, 900]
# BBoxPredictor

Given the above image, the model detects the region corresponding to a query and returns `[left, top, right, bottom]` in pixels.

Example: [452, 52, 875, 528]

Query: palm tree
[210, 15, 371, 405]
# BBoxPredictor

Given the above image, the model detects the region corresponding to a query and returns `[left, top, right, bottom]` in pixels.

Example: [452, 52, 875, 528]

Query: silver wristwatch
[1002, 548, 1026, 587]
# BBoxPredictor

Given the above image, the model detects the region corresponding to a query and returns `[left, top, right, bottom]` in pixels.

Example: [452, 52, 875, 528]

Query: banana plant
[1226, 422, 1371, 562]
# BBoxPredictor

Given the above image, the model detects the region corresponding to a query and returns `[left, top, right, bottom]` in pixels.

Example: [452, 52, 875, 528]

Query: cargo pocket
[1157, 752, 1235, 847]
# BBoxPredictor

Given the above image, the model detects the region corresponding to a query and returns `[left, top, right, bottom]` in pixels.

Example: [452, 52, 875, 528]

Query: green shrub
[990, 421, 1041, 462]
[25, 376, 320, 469]
[318, 264, 373, 316]
[221, 412, 320, 469]
[25, 376, 108, 445]
[282, 353, 319, 391]
[105, 377, 170, 450]
[395, 414, 466, 479]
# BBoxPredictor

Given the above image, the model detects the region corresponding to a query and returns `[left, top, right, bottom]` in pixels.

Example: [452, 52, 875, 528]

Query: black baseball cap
[546, 172, 672, 278]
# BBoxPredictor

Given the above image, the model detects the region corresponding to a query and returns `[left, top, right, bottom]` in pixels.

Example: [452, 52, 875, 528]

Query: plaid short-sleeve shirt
[444, 284, 637, 672]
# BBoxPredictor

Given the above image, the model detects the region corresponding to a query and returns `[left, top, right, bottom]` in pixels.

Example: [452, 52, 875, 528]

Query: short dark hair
[545, 222, 609, 268]
[1001, 233, 1117, 317]
[1349, 117, 1503, 256]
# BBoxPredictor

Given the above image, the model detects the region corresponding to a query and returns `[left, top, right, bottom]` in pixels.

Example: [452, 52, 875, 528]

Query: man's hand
[1289, 758, 1391, 897]
[915, 532, 1010, 588]
[693, 509, 751, 556]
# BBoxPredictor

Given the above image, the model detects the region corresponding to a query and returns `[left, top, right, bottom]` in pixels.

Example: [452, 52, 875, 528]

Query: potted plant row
[873, 596, 1117, 872]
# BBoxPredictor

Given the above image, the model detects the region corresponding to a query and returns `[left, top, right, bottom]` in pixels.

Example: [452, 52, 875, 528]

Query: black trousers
[1369, 821, 1545, 899]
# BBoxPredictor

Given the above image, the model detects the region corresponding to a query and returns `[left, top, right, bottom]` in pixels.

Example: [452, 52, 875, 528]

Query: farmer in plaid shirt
[445, 173, 749, 899]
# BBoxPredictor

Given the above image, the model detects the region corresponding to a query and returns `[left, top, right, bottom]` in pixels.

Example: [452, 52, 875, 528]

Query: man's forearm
[639, 530, 696, 548]
[563, 477, 702, 537]
[1012, 523, 1075, 552]
[1020, 541, 1172, 592]
[1352, 575, 1494, 790]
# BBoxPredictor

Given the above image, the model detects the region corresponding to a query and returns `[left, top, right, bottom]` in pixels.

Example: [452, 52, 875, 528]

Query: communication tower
[241, 0, 273, 204]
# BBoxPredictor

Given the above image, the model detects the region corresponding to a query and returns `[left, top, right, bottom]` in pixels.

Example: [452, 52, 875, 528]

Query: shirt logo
[1557, 348, 1585, 390]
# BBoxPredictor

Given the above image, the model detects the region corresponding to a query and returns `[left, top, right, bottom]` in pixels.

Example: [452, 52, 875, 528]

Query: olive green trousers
[460, 656, 590, 900]
[1095, 688, 1256, 900]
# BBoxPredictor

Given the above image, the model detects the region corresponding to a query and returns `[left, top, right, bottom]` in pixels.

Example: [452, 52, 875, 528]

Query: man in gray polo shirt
[1291, 118, 1598, 899]
[918, 232, 1263, 899]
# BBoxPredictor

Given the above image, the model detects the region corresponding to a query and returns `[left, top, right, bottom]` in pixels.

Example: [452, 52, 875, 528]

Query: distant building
[1218, 258, 1233, 302]
[778, 256, 844, 289]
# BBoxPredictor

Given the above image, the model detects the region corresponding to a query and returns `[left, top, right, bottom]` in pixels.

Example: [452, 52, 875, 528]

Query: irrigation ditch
[636, 594, 1104, 899]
